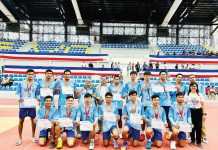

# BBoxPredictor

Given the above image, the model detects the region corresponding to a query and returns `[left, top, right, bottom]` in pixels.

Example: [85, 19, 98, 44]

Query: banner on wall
[0, 52, 108, 62]
[4, 65, 121, 76]
[149, 55, 218, 64]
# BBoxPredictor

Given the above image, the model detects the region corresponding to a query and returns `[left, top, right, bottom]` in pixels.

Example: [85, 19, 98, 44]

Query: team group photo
[0, 0, 218, 150]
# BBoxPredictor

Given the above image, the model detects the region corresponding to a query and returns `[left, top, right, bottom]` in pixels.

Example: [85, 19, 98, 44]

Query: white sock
[58, 137, 62, 141]
[147, 138, 151, 142]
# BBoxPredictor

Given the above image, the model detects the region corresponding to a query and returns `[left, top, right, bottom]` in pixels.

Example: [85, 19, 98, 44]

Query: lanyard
[44, 108, 50, 119]
[130, 102, 137, 113]
[153, 106, 159, 119]
[84, 105, 91, 118]
[131, 82, 136, 89]
[178, 104, 184, 120]
[106, 104, 112, 112]
[44, 80, 52, 88]
[26, 82, 32, 97]
[64, 80, 70, 87]
[66, 106, 72, 118]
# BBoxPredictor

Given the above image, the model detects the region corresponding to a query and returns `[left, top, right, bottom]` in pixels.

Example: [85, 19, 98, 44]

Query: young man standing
[38, 69, 58, 107]
[171, 73, 187, 105]
[96, 76, 108, 134]
[99, 92, 119, 148]
[57, 70, 76, 108]
[122, 90, 145, 149]
[34, 95, 58, 148]
[169, 92, 193, 150]
[123, 71, 140, 104]
[76, 93, 98, 150]
[15, 69, 39, 146]
[137, 71, 153, 140]
[145, 95, 168, 149]
[55, 95, 78, 149]
[108, 75, 125, 137]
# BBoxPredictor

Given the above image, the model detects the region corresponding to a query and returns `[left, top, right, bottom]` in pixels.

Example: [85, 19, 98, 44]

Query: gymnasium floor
[0, 99, 218, 150]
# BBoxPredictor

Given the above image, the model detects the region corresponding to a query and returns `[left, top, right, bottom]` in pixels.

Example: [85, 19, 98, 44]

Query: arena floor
[0, 99, 218, 150]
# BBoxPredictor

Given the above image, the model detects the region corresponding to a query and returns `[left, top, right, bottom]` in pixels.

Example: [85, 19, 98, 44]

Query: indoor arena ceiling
[0, 0, 218, 25]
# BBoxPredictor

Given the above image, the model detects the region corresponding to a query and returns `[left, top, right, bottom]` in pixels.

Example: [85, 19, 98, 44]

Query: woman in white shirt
[184, 82, 206, 149]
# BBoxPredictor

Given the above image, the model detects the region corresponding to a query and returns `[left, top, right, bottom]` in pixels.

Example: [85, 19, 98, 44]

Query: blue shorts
[178, 131, 186, 140]
[63, 129, 75, 138]
[124, 123, 140, 141]
[103, 125, 117, 141]
[82, 131, 90, 140]
[19, 108, 36, 119]
[151, 129, 162, 141]
[39, 129, 50, 139]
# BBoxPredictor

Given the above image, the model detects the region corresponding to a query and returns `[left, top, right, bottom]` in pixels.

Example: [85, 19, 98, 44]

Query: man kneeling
[169, 92, 193, 150]
[55, 96, 78, 149]
[145, 95, 168, 149]
[99, 92, 119, 148]
[34, 95, 58, 149]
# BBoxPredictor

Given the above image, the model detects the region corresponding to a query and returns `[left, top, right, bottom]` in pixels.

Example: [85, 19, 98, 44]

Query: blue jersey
[76, 105, 98, 124]
[171, 83, 187, 104]
[168, 104, 192, 126]
[38, 79, 58, 107]
[57, 80, 76, 107]
[37, 106, 58, 121]
[145, 106, 166, 127]
[108, 84, 125, 109]
[99, 104, 118, 132]
[137, 81, 153, 107]
[123, 101, 145, 130]
[58, 106, 78, 130]
[153, 81, 172, 106]
[77, 86, 99, 106]
[16, 80, 39, 108]
[124, 81, 140, 103]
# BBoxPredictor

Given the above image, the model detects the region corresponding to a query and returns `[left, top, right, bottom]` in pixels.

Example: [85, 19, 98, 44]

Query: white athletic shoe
[89, 139, 95, 150]
[202, 138, 208, 143]
[170, 141, 176, 150]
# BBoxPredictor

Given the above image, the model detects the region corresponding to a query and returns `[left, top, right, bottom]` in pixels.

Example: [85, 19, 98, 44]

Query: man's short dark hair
[129, 90, 137, 96]
[176, 92, 184, 97]
[130, 71, 137, 75]
[44, 95, 53, 101]
[144, 71, 151, 75]
[105, 92, 113, 97]
[189, 74, 195, 78]
[151, 94, 159, 100]
[64, 69, 71, 74]
[66, 95, 74, 100]
[159, 70, 167, 75]
[114, 75, 120, 79]
[45, 69, 53, 73]
[84, 93, 92, 98]
[176, 73, 183, 77]
[26, 69, 34, 73]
